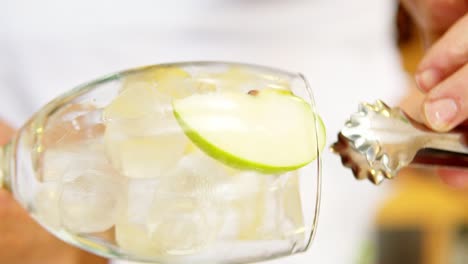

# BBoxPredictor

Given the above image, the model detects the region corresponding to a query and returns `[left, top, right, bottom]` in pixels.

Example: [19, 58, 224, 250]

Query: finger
[415, 14, 468, 92]
[399, 80, 426, 123]
[0, 120, 14, 145]
[423, 62, 468, 131]
[436, 167, 468, 189]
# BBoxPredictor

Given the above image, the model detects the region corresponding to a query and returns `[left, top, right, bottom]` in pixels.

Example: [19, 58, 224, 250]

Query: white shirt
[0, 1, 406, 263]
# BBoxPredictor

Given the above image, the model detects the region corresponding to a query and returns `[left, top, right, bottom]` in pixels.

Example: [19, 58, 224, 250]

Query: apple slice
[172, 90, 326, 173]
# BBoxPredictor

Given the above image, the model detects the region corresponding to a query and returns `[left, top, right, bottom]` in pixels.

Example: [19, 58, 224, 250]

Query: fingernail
[416, 69, 440, 91]
[424, 98, 458, 131]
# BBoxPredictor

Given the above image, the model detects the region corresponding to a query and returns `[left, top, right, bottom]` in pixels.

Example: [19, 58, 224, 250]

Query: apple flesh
[172, 89, 326, 173]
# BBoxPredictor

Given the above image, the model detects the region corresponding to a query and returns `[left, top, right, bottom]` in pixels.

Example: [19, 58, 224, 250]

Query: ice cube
[147, 152, 228, 253]
[159, 151, 229, 197]
[217, 171, 271, 240]
[103, 84, 188, 179]
[116, 197, 217, 256]
[60, 165, 124, 233]
[115, 221, 157, 257]
[156, 77, 197, 99]
[279, 172, 305, 237]
[125, 178, 159, 224]
[147, 197, 217, 255]
[122, 66, 196, 99]
[210, 170, 299, 240]
[116, 151, 226, 256]
[107, 132, 187, 179]
[115, 177, 159, 257]
[103, 83, 170, 121]
[152, 152, 285, 242]
[219, 171, 305, 241]
[33, 104, 105, 178]
[40, 139, 108, 182]
[212, 171, 264, 202]
[115, 178, 158, 256]
[41, 104, 105, 149]
[33, 182, 61, 228]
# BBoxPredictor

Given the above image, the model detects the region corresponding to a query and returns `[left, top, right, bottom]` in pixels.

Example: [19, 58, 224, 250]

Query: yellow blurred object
[376, 168, 468, 264]
[377, 169, 466, 228]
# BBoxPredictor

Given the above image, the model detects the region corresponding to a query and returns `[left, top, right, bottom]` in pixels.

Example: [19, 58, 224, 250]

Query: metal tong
[331, 100, 468, 184]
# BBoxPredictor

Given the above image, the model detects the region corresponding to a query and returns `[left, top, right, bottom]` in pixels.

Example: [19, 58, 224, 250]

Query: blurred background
[0, 0, 466, 263]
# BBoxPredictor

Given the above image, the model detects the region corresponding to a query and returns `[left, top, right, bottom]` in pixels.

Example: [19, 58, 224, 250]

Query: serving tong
[331, 100, 468, 184]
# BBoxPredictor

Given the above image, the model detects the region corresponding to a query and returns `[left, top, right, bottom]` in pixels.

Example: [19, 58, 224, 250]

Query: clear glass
[1, 62, 322, 263]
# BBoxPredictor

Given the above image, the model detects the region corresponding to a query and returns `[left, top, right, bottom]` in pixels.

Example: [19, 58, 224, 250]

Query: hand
[415, 14, 468, 132]
[399, 1, 468, 188]
[0, 120, 108, 264]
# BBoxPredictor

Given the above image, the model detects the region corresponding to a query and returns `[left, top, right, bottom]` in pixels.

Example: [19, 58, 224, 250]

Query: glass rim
[298, 72, 322, 252]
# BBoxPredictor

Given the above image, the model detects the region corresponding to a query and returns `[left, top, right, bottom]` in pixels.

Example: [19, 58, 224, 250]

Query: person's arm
[0, 120, 108, 264]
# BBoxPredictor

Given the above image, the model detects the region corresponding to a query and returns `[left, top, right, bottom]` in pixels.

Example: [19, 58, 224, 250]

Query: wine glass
[0, 61, 322, 263]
